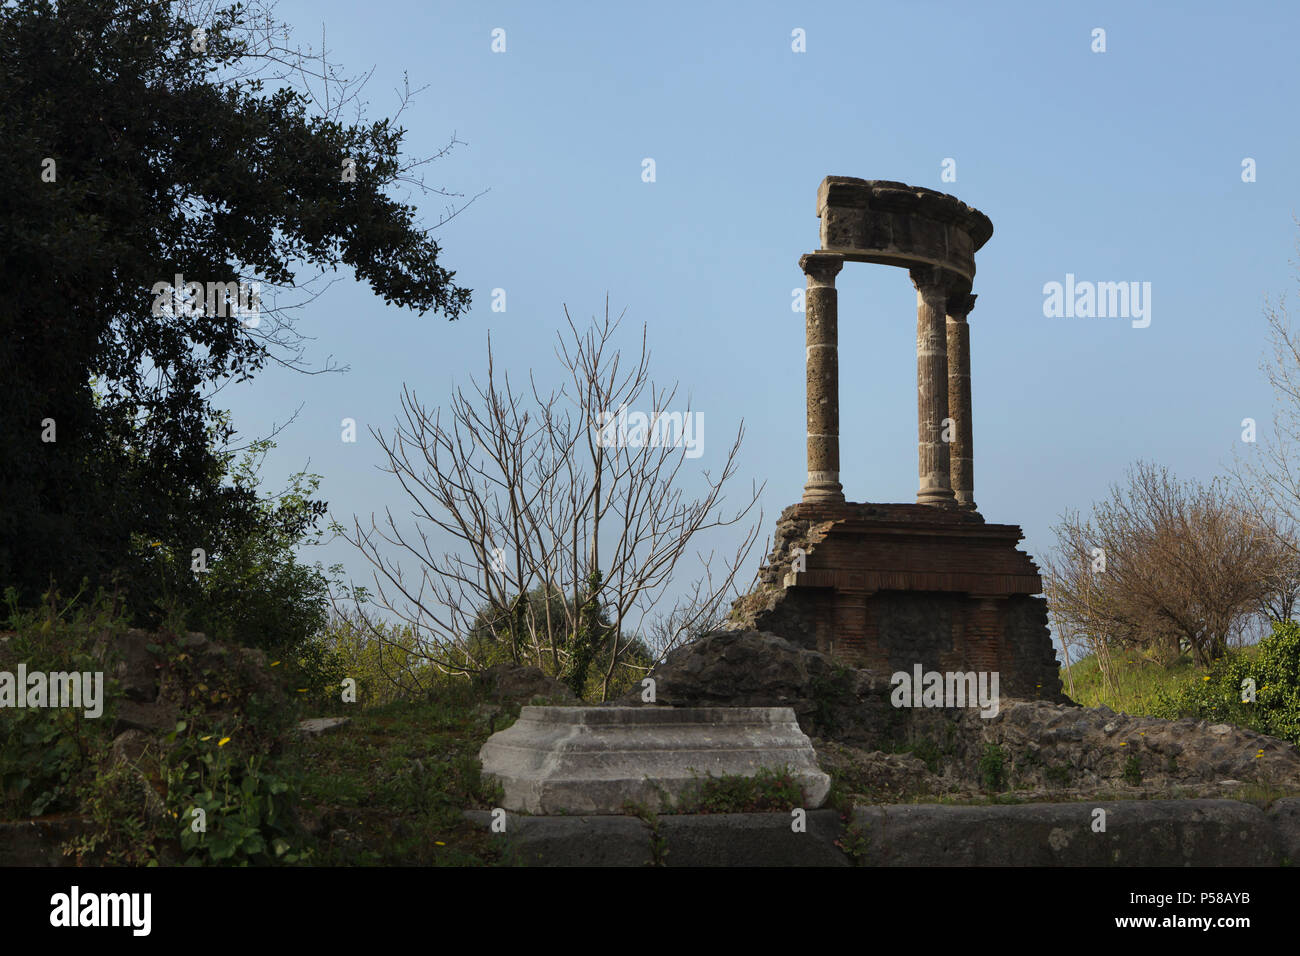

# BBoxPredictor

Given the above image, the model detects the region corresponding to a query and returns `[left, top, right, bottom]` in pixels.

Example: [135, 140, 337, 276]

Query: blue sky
[219, 1, 1300, 649]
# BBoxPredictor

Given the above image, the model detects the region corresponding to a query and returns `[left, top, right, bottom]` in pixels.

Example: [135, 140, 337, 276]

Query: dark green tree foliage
[0, 0, 469, 612]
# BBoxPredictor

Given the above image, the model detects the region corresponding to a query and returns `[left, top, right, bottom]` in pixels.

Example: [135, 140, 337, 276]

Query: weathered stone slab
[851, 799, 1278, 866]
[464, 801, 1294, 866]
[0, 818, 92, 866]
[478, 706, 831, 815]
[1268, 797, 1300, 865]
[657, 810, 848, 867]
[463, 811, 653, 866]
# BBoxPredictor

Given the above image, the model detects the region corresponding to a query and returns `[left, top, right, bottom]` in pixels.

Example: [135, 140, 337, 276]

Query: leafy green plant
[676, 766, 804, 814]
[1122, 752, 1143, 786]
[835, 816, 871, 864]
[0, 586, 123, 818]
[620, 799, 668, 866]
[1151, 620, 1300, 744]
[163, 723, 307, 866]
[978, 744, 1006, 791]
[906, 737, 943, 774]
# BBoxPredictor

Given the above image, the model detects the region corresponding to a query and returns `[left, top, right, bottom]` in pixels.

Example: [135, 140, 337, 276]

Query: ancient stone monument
[479, 706, 830, 814]
[732, 177, 1063, 701]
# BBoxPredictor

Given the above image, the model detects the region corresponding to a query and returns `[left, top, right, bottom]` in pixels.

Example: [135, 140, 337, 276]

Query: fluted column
[946, 293, 977, 510]
[800, 253, 845, 503]
[910, 267, 956, 507]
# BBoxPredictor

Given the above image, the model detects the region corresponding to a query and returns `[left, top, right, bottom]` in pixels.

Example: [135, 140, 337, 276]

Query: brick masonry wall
[732, 502, 1066, 702]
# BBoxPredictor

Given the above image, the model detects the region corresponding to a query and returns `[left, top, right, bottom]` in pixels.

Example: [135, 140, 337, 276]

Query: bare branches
[338, 302, 764, 699]
[1044, 462, 1285, 675]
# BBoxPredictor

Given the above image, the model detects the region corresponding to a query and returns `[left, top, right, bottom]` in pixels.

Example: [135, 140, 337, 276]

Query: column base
[803, 472, 844, 503]
[803, 486, 845, 504]
[916, 488, 958, 508]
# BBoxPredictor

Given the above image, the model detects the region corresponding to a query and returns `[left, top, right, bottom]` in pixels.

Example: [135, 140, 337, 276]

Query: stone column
[800, 253, 845, 503]
[946, 293, 977, 510]
[910, 267, 956, 507]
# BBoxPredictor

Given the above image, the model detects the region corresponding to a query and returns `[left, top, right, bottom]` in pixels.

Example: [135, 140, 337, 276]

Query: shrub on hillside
[1151, 620, 1300, 744]
[0, 588, 123, 819]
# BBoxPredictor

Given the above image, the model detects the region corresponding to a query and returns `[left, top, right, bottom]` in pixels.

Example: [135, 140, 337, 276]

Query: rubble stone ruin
[730, 177, 1064, 701]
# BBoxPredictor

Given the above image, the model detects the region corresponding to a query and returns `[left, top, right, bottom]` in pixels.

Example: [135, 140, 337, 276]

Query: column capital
[947, 292, 977, 319]
[800, 252, 844, 286]
[909, 265, 951, 306]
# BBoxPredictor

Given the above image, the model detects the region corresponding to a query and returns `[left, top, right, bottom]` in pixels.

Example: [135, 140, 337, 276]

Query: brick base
[731, 501, 1065, 701]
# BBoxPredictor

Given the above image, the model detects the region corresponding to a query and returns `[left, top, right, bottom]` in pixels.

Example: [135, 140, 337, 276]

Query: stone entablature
[816, 177, 992, 285]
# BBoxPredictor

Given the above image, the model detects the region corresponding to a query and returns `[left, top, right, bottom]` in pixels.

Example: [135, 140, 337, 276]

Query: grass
[1058, 646, 1259, 714]
[278, 684, 514, 866]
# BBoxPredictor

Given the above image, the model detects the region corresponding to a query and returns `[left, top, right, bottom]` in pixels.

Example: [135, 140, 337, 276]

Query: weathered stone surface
[112, 697, 180, 736]
[851, 800, 1278, 866]
[108, 730, 168, 822]
[946, 297, 976, 509]
[0, 818, 92, 866]
[657, 810, 848, 867]
[622, 628, 891, 740]
[800, 252, 845, 503]
[815, 177, 992, 281]
[636, 628, 1300, 798]
[1267, 797, 1300, 864]
[479, 705, 830, 815]
[110, 728, 153, 765]
[814, 741, 938, 802]
[113, 628, 160, 702]
[911, 268, 955, 506]
[462, 811, 653, 866]
[938, 700, 1300, 797]
[463, 801, 1297, 866]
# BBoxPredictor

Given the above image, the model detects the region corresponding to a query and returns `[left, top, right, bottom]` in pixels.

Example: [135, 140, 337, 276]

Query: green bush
[1123, 752, 1143, 786]
[1150, 620, 1300, 744]
[1, 585, 312, 866]
[978, 744, 1006, 791]
[163, 724, 305, 865]
[0, 587, 123, 818]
